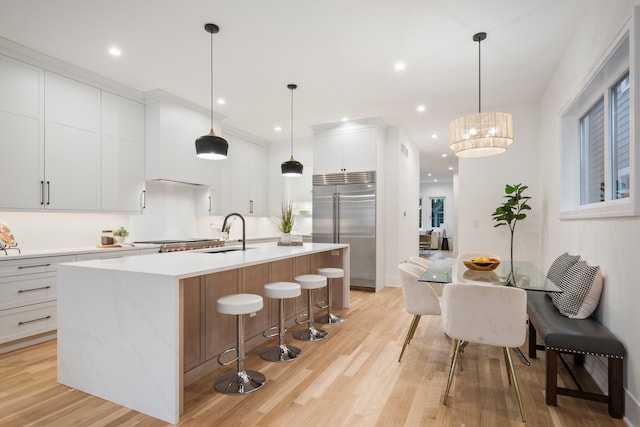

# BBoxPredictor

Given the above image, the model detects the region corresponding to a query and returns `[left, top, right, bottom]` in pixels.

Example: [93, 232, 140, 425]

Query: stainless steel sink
[199, 246, 253, 253]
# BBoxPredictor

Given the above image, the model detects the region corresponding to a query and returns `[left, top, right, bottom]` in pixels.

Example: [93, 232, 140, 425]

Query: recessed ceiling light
[275, 126, 282, 132]
[431, 134, 438, 139]
[341, 117, 349, 122]
[427, 173, 432, 177]
[417, 105, 425, 112]
[108, 47, 121, 56]
[216, 98, 225, 105]
[441, 154, 447, 158]
[448, 167, 453, 170]
[434, 179, 439, 183]
[394, 62, 405, 71]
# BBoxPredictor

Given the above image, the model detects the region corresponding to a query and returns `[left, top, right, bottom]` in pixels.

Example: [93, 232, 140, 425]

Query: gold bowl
[463, 258, 500, 271]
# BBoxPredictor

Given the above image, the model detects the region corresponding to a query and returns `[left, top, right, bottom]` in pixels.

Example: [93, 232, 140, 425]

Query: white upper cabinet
[145, 96, 221, 186]
[221, 133, 268, 216]
[44, 72, 101, 210]
[312, 119, 384, 174]
[101, 92, 145, 212]
[0, 55, 43, 209]
[0, 55, 147, 212]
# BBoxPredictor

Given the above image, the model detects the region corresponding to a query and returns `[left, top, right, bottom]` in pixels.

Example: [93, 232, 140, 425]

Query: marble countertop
[59, 242, 348, 279]
[0, 243, 161, 261]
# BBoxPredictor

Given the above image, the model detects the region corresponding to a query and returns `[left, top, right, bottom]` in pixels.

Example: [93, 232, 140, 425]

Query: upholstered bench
[527, 291, 625, 418]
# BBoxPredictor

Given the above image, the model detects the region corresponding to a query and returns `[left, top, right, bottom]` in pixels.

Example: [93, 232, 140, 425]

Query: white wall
[384, 127, 420, 287]
[267, 136, 314, 236]
[538, 3, 639, 424]
[457, 104, 541, 264]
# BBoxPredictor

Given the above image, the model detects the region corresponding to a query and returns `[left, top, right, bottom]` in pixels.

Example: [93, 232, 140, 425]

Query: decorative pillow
[551, 260, 603, 319]
[546, 252, 581, 285]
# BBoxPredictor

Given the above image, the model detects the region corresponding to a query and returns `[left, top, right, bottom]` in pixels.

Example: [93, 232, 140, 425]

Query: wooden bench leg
[528, 321, 537, 359]
[608, 358, 624, 418]
[546, 348, 558, 406]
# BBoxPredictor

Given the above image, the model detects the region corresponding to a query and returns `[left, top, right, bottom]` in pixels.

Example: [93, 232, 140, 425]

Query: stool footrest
[217, 347, 238, 366]
[295, 312, 309, 325]
[262, 325, 279, 338]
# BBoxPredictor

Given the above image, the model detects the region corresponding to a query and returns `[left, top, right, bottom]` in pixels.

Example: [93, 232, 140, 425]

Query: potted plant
[274, 202, 294, 243]
[113, 226, 129, 244]
[221, 217, 235, 240]
[491, 183, 531, 285]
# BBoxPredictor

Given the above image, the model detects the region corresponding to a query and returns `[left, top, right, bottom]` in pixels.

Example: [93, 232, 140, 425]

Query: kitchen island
[56, 242, 349, 424]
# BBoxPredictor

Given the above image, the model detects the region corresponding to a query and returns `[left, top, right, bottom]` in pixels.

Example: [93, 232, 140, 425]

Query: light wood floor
[0, 286, 627, 427]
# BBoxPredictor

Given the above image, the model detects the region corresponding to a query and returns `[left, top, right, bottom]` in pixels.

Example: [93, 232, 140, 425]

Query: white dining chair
[441, 282, 527, 422]
[405, 256, 442, 296]
[407, 256, 433, 270]
[397, 263, 442, 362]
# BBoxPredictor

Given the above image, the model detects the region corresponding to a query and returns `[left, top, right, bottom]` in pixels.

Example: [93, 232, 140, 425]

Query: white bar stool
[214, 293, 266, 395]
[315, 267, 344, 324]
[260, 282, 303, 362]
[293, 274, 328, 341]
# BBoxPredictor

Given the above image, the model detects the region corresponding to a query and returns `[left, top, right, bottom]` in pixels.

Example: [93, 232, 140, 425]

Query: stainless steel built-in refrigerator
[312, 171, 376, 290]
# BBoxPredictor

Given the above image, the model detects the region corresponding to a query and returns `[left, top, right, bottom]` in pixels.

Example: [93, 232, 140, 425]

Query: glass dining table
[418, 257, 561, 366]
[418, 257, 562, 293]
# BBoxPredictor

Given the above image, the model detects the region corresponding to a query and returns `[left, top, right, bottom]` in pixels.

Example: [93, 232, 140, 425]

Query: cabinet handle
[18, 263, 52, 270]
[46, 181, 51, 205]
[208, 196, 212, 213]
[249, 200, 254, 214]
[141, 190, 146, 209]
[40, 181, 45, 205]
[18, 285, 52, 293]
[18, 315, 52, 326]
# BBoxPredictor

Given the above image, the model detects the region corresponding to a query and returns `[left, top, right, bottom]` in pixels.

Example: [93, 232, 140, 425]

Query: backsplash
[0, 180, 283, 252]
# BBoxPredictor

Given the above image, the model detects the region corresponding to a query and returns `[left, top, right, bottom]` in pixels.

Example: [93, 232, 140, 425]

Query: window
[430, 197, 444, 227]
[611, 73, 630, 199]
[579, 97, 605, 204]
[560, 31, 637, 218]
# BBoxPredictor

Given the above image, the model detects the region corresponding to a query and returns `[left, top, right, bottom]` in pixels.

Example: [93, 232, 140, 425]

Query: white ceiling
[0, 0, 584, 183]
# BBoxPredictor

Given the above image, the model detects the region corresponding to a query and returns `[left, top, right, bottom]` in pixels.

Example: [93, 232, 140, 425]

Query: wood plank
[0, 286, 628, 426]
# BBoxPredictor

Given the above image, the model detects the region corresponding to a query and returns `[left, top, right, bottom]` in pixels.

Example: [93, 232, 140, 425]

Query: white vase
[280, 232, 292, 244]
[114, 235, 125, 245]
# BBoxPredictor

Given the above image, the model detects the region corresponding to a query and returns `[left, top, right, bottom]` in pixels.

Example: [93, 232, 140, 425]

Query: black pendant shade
[281, 83, 303, 176]
[281, 156, 304, 176]
[196, 130, 228, 160]
[195, 23, 228, 160]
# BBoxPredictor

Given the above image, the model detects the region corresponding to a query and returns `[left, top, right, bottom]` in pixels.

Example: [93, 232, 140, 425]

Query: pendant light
[281, 83, 303, 176]
[195, 23, 228, 160]
[449, 32, 514, 158]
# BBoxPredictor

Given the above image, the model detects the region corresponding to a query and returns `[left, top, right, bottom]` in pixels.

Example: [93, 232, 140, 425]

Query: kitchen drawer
[0, 255, 75, 277]
[0, 272, 57, 311]
[0, 301, 57, 344]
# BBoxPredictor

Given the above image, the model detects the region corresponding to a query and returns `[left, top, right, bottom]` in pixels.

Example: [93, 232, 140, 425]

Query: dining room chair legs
[398, 314, 421, 362]
[505, 346, 526, 422]
[444, 339, 526, 423]
[444, 338, 462, 406]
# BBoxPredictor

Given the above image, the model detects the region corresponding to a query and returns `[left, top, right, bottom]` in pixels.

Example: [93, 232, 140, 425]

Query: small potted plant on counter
[274, 202, 294, 244]
[113, 227, 129, 245]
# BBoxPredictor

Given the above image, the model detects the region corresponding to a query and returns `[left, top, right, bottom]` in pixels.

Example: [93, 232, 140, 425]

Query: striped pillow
[551, 260, 603, 319]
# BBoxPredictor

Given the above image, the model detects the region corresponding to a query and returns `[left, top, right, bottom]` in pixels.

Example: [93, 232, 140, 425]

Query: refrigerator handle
[334, 192, 340, 242]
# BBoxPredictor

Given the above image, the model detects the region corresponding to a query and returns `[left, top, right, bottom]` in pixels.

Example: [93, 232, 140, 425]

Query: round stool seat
[295, 274, 327, 290]
[217, 293, 263, 315]
[317, 267, 344, 279]
[264, 282, 301, 299]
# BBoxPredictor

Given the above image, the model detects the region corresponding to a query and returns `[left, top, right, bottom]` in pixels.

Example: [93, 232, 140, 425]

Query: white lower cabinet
[0, 254, 73, 353]
[0, 248, 158, 354]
